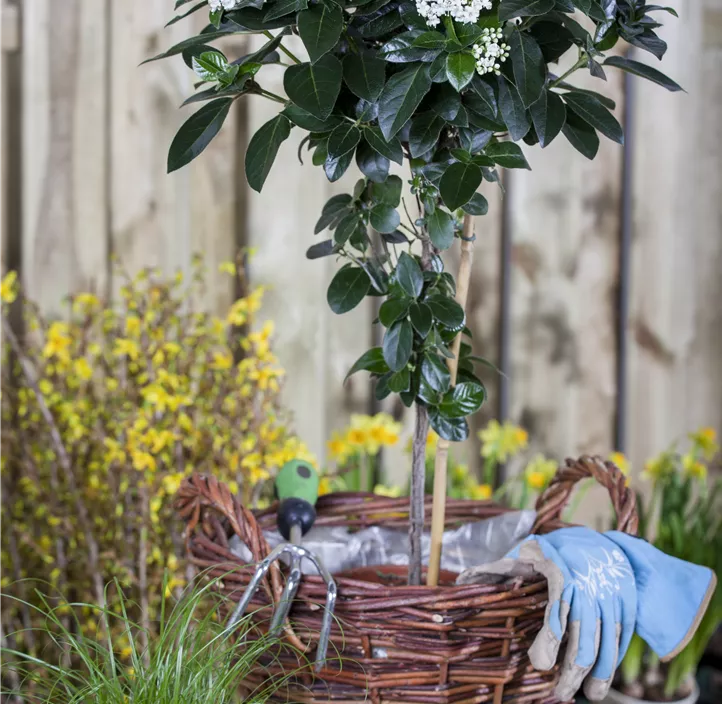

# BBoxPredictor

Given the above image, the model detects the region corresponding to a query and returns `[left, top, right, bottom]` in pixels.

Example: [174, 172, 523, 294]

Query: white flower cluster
[472, 27, 510, 76]
[415, 0, 493, 28]
[208, 0, 245, 11]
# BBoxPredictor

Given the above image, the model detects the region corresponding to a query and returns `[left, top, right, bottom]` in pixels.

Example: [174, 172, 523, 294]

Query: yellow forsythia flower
[43, 322, 72, 360]
[1, 271, 18, 304]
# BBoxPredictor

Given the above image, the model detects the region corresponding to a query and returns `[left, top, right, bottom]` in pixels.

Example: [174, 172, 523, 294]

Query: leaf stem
[264, 31, 302, 65]
[258, 88, 286, 104]
[548, 53, 588, 89]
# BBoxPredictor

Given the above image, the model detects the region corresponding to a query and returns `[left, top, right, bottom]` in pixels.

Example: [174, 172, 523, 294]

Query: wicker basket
[175, 455, 637, 704]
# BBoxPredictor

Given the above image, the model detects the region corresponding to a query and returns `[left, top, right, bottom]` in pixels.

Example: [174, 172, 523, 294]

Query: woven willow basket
[175, 455, 637, 704]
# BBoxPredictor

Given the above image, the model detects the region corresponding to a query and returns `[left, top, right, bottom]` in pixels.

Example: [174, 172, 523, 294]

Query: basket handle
[532, 455, 638, 535]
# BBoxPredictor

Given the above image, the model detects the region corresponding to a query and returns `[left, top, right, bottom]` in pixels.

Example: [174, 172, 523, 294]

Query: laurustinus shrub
[0, 261, 315, 659]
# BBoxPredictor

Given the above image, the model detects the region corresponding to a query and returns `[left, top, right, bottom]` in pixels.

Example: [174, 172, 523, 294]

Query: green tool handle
[275, 459, 320, 540]
[275, 459, 319, 505]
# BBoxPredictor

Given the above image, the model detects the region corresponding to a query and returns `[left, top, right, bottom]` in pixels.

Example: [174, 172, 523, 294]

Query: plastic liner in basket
[228, 509, 536, 576]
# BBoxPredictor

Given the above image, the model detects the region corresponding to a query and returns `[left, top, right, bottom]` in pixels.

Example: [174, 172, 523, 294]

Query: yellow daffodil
[318, 476, 333, 496]
[689, 427, 719, 460]
[469, 483, 492, 500]
[479, 420, 528, 463]
[1, 271, 18, 304]
[608, 451, 630, 476]
[327, 431, 351, 463]
[374, 484, 403, 498]
[682, 453, 707, 481]
[523, 455, 557, 491]
[642, 451, 674, 483]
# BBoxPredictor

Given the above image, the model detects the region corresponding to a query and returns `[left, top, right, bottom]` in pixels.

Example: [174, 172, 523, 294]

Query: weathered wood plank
[109, 2, 240, 312]
[244, 35, 340, 460]
[2, 1, 21, 269]
[507, 55, 625, 465]
[22, 0, 109, 313]
[627, 0, 722, 468]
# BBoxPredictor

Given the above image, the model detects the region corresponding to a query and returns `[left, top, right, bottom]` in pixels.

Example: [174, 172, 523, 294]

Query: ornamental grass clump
[0, 263, 313, 659]
[154, 0, 681, 585]
[1, 577, 296, 704]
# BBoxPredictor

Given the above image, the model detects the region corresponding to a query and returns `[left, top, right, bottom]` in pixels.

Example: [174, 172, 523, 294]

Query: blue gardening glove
[457, 527, 638, 701]
[605, 531, 717, 662]
[457, 527, 718, 702]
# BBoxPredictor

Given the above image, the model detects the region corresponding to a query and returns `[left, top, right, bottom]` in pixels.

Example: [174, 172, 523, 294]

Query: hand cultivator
[227, 460, 337, 672]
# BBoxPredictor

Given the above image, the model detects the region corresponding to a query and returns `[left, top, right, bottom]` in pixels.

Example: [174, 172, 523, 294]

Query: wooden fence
[2, 0, 721, 486]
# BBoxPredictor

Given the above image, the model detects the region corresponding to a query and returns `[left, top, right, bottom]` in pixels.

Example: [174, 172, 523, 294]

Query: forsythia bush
[0, 262, 314, 655]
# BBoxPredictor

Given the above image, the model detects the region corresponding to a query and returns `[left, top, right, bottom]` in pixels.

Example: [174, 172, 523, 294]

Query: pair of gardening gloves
[457, 527, 717, 702]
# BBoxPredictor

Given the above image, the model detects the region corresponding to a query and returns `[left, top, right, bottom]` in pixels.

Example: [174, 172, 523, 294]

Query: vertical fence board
[245, 36, 338, 461]
[628, 0, 722, 468]
[22, 0, 109, 314]
[2, 1, 21, 268]
[507, 63, 625, 465]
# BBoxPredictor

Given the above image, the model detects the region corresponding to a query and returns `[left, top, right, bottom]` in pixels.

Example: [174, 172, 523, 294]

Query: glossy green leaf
[409, 302, 433, 338]
[379, 297, 411, 327]
[383, 319, 414, 372]
[427, 208, 454, 250]
[334, 211, 363, 245]
[445, 51, 476, 92]
[421, 353, 451, 393]
[396, 251, 423, 298]
[499, 77, 531, 141]
[297, 2, 344, 63]
[378, 63, 432, 140]
[371, 174, 403, 206]
[439, 162, 482, 210]
[315, 193, 352, 233]
[345, 347, 389, 380]
[327, 265, 371, 314]
[343, 51, 387, 101]
[439, 381, 485, 418]
[469, 74, 498, 118]
[413, 31, 447, 49]
[429, 410, 469, 441]
[265, 0, 308, 21]
[426, 294, 465, 330]
[564, 92, 624, 144]
[455, 23, 484, 47]
[168, 99, 233, 173]
[499, 0, 556, 22]
[324, 149, 354, 181]
[282, 104, 342, 132]
[363, 126, 404, 165]
[243, 114, 292, 191]
[356, 140, 390, 182]
[306, 239, 340, 259]
[284, 55, 342, 120]
[388, 368, 411, 393]
[462, 192, 489, 215]
[508, 30, 546, 107]
[409, 112, 445, 158]
[603, 56, 683, 92]
[530, 89, 566, 147]
[485, 141, 530, 169]
[562, 108, 599, 159]
[327, 122, 361, 158]
[370, 204, 400, 233]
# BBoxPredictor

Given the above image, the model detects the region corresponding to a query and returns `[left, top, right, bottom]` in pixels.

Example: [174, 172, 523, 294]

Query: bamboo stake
[426, 213, 476, 587]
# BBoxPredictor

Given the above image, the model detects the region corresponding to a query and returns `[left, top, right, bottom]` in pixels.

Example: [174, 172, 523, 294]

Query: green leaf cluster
[155, 0, 681, 438]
